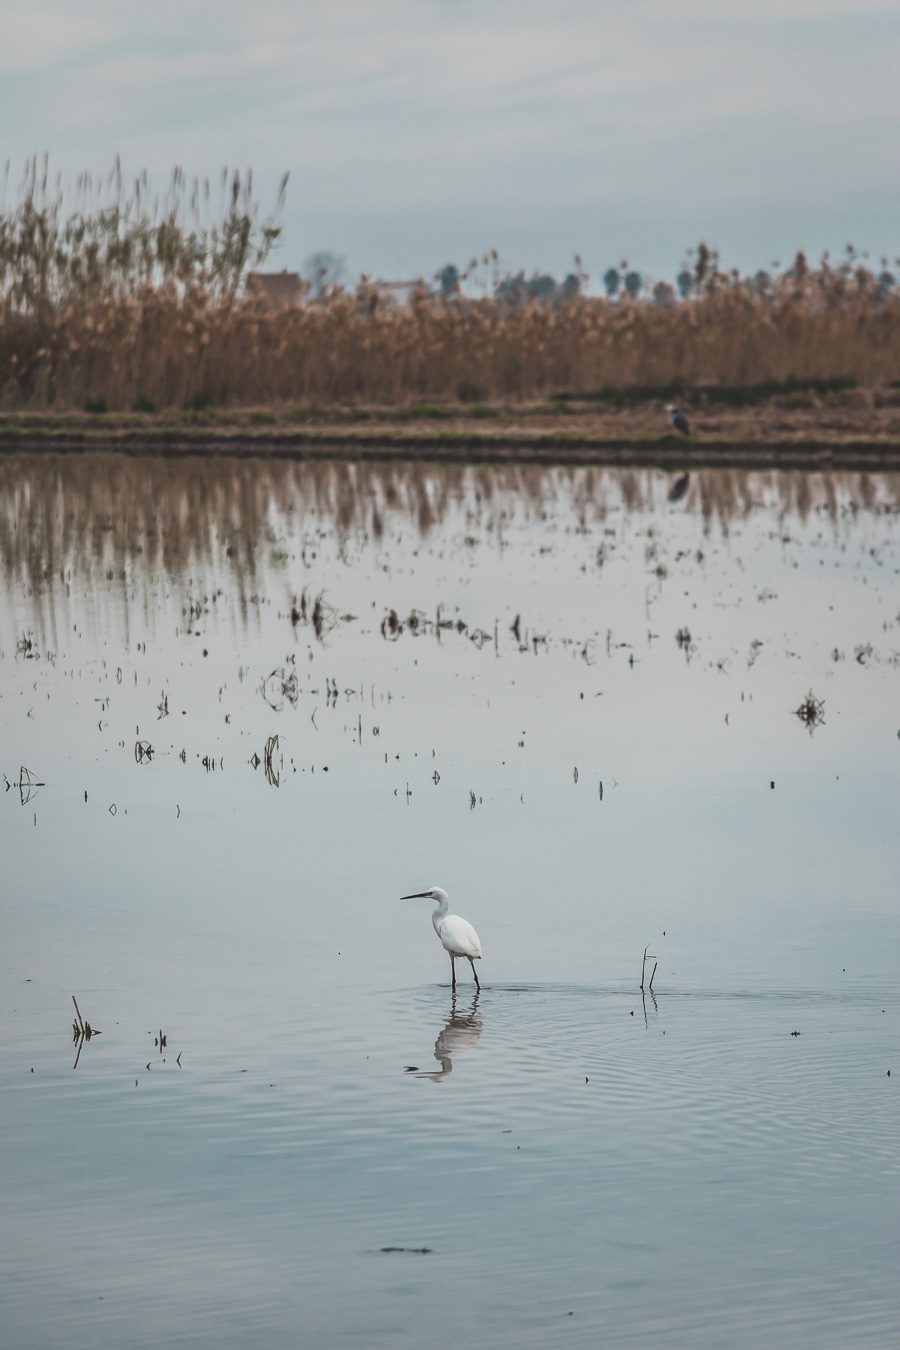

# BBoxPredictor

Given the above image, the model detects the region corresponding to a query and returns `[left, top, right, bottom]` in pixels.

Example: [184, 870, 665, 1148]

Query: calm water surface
[2, 457, 899, 1348]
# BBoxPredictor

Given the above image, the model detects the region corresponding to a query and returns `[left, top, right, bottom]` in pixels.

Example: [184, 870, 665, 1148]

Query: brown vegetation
[2, 163, 900, 411]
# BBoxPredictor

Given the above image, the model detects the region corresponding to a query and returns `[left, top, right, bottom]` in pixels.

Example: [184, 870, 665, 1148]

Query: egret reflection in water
[408, 991, 483, 1082]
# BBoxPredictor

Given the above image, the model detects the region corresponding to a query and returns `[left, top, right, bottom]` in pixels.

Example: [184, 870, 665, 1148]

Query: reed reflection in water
[2, 453, 899, 584]
[3, 453, 899, 654]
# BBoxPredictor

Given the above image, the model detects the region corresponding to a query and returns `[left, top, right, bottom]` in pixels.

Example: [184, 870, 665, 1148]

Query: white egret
[402, 886, 482, 989]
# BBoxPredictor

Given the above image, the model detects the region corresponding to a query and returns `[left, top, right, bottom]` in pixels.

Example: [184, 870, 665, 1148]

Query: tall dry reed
[2, 165, 899, 409]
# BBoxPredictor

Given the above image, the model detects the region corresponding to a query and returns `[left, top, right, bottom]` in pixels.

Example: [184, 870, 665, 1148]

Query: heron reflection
[409, 990, 483, 1082]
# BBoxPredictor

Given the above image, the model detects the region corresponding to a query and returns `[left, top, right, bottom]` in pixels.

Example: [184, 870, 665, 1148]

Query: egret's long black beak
[401, 891, 430, 899]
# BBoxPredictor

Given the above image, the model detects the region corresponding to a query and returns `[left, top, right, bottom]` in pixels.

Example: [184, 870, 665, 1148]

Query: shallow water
[2, 457, 899, 1348]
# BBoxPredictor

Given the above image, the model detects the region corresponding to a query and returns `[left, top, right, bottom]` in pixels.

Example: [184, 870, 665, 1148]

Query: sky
[2, 0, 899, 287]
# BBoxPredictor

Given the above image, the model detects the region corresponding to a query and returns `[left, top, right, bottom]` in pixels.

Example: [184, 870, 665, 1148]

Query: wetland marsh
[2, 455, 899, 1349]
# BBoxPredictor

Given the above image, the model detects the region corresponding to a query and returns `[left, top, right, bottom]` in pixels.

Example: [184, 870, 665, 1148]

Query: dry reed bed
[2, 163, 899, 409]
[3, 276, 900, 412]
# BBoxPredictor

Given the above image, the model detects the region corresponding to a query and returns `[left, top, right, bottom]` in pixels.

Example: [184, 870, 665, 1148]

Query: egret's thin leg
[450, 955, 456, 989]
[468, 957, 480, 989]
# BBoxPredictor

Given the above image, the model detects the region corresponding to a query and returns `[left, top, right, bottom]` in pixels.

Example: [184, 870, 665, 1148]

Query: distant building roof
[246, 271, 305, 308]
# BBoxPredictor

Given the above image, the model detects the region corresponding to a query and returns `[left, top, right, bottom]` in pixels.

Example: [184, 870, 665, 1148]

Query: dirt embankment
[3, 391, 900, 470]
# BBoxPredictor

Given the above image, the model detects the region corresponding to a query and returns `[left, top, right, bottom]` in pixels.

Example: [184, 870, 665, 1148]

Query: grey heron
[665, 403, 691, 437]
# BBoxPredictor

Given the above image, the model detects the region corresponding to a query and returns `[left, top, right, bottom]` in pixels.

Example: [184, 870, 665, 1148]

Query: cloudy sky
[3, 1, 898, 286]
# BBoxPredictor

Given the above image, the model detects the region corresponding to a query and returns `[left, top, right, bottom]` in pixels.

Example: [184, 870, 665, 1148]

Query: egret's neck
[431, 896, 449, 934]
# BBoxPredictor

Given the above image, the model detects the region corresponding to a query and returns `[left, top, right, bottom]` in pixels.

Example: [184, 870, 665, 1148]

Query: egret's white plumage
[402, 885, 482, 988]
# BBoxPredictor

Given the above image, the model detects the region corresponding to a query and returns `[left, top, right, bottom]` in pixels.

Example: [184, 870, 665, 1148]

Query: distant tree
[603, 267, 621, 299]
[559, 272, 582, 303]
[623, 270, 642, 298]
[302, 250, 348, 296]
[527, 273, 557, 304]
[749, 270, 772, 296]
[877, 270, 895, 300]
[494, 271, 526, 306]
[436, 263, 460, 298]
[494, 271, 561, 307]
[652, 281, 675, 306]
[676, 269, 693, 299]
